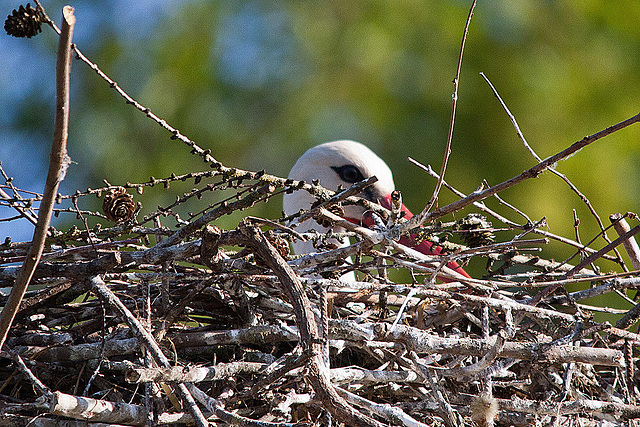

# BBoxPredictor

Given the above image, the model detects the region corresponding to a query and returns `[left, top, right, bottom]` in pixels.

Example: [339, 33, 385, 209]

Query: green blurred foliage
[5, 1, 640, 310]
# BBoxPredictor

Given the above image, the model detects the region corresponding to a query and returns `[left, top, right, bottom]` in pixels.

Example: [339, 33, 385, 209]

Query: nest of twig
[1, 2, 639, 427]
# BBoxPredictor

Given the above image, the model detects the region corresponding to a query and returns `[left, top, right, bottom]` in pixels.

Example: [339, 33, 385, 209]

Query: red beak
[352, 194, 470, 281]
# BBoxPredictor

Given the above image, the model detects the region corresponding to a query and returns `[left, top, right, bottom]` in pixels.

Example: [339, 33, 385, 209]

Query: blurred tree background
[2, 0, 640, 296]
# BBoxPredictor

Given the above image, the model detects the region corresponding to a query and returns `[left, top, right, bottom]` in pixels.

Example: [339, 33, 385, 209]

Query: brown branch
[398, 111, 640, 234]
[616, 298, 640, 331]
[610, 213, 640, 270]
[528, 224, 640, 306]
[0, 188, 39, 227]
[480, 71, 627, 271]
[0, 6, 75, 352]
[408, 157, 618, 262]
[238, 221, 385, 427]
[420, 0, 477, 217]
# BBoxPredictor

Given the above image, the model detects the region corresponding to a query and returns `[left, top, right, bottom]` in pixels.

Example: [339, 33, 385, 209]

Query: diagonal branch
[479, 71, 626, 270]
[528, 224, 640, 306]
[238, 221, 385, 427]
[397, 111, 640, 236]
[90, 276, 209, 427]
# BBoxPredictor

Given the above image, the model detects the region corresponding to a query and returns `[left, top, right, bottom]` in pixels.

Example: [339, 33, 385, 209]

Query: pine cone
[316, 203, 345, 229]
[266, 230, 290, 258]
[102, 187, 135, 223]
[5, 3, 44, 38]
[456, 213, 495, 248]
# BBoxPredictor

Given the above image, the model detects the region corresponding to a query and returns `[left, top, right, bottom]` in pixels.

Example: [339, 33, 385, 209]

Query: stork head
[282, 140, 471, 280]
[283, 140, 396, 222]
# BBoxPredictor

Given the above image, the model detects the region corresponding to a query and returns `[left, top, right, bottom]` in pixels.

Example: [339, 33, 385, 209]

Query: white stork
[283, 140, 470, 280]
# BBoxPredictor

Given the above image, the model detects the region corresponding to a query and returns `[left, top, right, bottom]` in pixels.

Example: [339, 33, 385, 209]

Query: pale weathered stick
[12, 316, 625, 368]
[46, 391, 147, 426]
[610, 213, 640, 270]
[239, 222, 385, 427]
[7, 337, 140, 362]
[90, 277, 209, 427]
[126, 362, 266, 384]
[455, 395, 640, 420]
[0, 6, 75, 352]
[129, 364, 422, 386]
[436, 308, 514, 379]
[403, 395, 640, 420]
[5, 351, 51, 397]
[374, 323, 624, 367]
[335, 386, 430, 427]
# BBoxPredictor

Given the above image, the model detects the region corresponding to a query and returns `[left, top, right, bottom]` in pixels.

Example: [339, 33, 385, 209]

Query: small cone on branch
[4, 3, 44, 38]
[314, 202, 345, 229]
[102, 187, 135, 223]
[457, 213, 495, 248]
[266, 230, 290, 259]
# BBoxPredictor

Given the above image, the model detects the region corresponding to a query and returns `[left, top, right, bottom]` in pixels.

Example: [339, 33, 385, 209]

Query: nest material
[1, 3, 639, 426]
[1, 177, 639, 426]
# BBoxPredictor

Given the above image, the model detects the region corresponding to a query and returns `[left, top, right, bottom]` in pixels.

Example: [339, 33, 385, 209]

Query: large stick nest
[1, 2, 639, 427]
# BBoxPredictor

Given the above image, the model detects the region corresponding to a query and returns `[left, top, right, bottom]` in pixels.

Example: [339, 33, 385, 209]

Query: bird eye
[332, 165, 365, 184]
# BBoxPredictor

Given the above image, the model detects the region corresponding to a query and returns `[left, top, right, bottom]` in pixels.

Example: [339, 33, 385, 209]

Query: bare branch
[0, 6, 75, 352]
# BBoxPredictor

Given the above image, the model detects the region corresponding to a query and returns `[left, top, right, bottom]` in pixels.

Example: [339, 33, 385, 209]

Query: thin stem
[397, 111, 640, 235]
[420, 0, 477, 218]
[479, 71, 626, 270]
